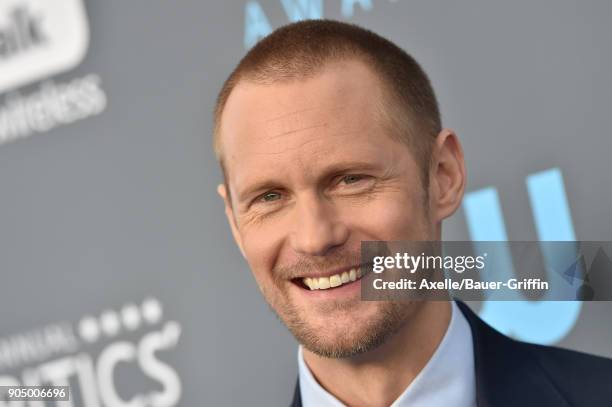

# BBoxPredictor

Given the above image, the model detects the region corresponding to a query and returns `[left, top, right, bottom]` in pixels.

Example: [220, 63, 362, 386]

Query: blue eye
[260, 191, 281, 202]
[342, 174, 363, 184]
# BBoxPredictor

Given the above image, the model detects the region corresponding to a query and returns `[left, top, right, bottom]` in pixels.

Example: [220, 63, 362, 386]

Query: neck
[302, 301, 452, 407]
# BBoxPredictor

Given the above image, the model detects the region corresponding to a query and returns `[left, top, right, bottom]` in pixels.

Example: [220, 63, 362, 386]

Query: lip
[291, 274, 363, 299]
[289, 263, 373, 298]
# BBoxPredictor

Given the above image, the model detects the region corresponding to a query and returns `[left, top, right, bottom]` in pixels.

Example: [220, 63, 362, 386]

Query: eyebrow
[234, 160, 382, 205]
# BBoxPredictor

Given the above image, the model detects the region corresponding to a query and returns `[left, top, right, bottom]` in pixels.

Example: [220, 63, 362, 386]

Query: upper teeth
[303, 267, 362, 290]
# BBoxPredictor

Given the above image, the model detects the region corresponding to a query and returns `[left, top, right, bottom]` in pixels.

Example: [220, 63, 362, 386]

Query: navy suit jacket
[290, 301, 612, 407]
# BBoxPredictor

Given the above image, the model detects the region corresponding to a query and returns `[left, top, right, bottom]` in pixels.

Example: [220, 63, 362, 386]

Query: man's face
[218, 60, 438, 357]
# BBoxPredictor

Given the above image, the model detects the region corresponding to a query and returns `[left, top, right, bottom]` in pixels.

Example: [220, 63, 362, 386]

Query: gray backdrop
[0, 1, 610, 406]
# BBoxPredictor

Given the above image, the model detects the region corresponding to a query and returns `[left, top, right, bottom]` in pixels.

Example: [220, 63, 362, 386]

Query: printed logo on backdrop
[244, 0, 386, 49]
[0, 0, 108, 148]
[0, 298, 182, 407]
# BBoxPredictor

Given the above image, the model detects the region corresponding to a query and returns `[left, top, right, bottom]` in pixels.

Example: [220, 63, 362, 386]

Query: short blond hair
[213, 19, 441, 186]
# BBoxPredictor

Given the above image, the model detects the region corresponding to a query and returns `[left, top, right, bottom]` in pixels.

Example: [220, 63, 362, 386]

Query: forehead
[218, 60, 393, 191]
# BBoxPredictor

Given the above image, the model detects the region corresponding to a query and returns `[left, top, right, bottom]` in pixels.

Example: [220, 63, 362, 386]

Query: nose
[289, 193, 349, 256]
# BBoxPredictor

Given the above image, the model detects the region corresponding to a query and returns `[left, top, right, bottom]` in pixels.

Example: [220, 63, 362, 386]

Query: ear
[217, 183, 246, 259]
[429, 129, 466, 222]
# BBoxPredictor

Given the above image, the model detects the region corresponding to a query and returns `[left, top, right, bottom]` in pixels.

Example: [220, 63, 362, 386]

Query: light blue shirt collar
[297, 301, 476, 407]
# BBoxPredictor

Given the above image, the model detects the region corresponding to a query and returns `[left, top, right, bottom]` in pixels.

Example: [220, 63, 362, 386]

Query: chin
[298, 323, 388, 359]
[286, 302, 409, 359]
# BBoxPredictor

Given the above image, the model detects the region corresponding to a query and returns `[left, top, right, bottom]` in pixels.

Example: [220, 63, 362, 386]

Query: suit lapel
[290, 378, 302, 407]
[456, 301, 570, 407]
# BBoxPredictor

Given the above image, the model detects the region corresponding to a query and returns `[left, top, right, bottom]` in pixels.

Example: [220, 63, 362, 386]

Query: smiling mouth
[301, 267, 365, 291]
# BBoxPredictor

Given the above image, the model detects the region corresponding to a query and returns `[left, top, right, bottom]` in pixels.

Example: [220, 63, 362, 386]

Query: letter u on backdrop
[463, 168, 581, 344]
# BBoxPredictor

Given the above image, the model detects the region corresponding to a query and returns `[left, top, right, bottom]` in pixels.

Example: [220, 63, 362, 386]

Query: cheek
[240, 222, 284, 286]
[345, 189, 427, 240]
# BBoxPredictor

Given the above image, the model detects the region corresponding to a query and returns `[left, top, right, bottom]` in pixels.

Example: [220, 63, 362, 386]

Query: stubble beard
[264, 287, 414, 359]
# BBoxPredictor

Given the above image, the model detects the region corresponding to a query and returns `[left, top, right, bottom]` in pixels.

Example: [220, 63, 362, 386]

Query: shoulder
[456, 300, 612, 406]
[522, 340, 612, 401]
